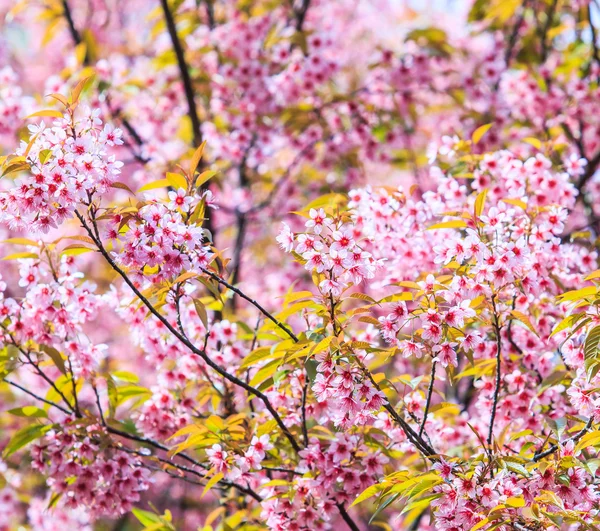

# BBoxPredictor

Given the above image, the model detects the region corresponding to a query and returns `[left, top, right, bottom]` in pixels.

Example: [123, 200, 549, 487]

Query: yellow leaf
[137, 179, 170, 193]
[166, 172, 188, 191]
[506, 496, 525, 508]
[202, 472, 224, 498]
[558, 286, 598, 302]
[523, 137, 542, 150]
[195, 170, 216, 188]
[474, 188, 487, 217]
[575, 430, 600, 453]
[471, 518, 489, 531]
[501, 198, 528, 210]
[428, 220, 468, 230]
[2, 252, 38, 261]
[471, 123, 492, 145]
[585, 270, 600, 281]
[190, 141, 207, 176]
[26, 110, 64, 119]
[510, 310, 539, 337]
[350, 483, 381, 507]
[70, 75, 95, 105]
[2, 238, 39, 247]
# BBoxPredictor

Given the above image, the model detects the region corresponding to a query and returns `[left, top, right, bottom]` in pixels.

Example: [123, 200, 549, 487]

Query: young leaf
[166, 172, 188, 191]
[471, 123, 492, 144]
[3, 423, 51, 458]
[190, 141, 207, 176]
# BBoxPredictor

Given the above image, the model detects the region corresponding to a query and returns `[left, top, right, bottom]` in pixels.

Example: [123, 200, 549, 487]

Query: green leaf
[8, 406, 48, 418]
[584, 325, 600, 361]
[550, 312, 586, 338]
[3, 423, 51, 458]
[132, 508, 162, 526]
[193, 299, 208, 328]
[39, 344, 66, 375]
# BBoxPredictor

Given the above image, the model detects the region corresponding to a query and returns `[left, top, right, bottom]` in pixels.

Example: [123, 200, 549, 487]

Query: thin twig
[419, 360, 436, 438]
[533, 418, 593, 461]
[199, 265, 299, 342]
[487, 309, 502, 448]
[4, 379, 71, 415]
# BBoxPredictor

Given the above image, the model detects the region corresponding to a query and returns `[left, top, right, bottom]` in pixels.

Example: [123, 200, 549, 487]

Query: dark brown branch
[487, 311, 502, 447]
[160, 0, 214, 237]
[204, 0, 215, 30]
[159, 0, 202, 149]
[75, 209, 300, 453]
[533, 418, 593, 461]
[588, 4, 600, 73]
[538, 0, 558, 63]
[336, 503, 361, 531]
[62, 0, 81, 45]
[294, 0, 311, 32]
[4, 378, 72, 415]
[199, 265, 300, 342]
[419, 360, 436, 438]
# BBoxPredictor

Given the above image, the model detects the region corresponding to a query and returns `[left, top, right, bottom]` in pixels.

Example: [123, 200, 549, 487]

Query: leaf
[39, 344, 67, 375]
[523, 137, 542, 150]
[2, 252, 38, 261]
[202, 472, 224, 498]
[70, 75, 95, 105]
[2, 238, 39, 247]
[112, 371, 139, 383]
[550, 313, 586, 338]
[351, 483, 382, 507]
[48, 93, 69, 107]
[190, 141, 207, 176]
[132, 508, 161, 526]
[195, 170, 216, 188]
[472, 123, 492, 145]
[575, 430, 600, 453]
[1, 160, 30, 177]
[584, 269, 600, 281]
[474, 189, 487, 218]
[427, 220, 468, 230]
[25, 110, 64, 119]
[193, 299, 208, 328]
[510, 310, 539, 337]
[8, 406, 48, 418]
[137, 179, 170, 193]
[166, 172, 188, 191]
[111, 182, 135, 195]
[558, 286, 598, 302]
[471, 518, 490, 531]
[3, 423, 51, 458]
[584, 325, 600, 361]
[501, 198, 528, 210]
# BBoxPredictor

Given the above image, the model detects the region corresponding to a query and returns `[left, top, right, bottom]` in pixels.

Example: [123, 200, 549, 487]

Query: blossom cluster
[0, 108, 123, 233]
[31, 420, 150, 518]
[111, 197, 212, 283]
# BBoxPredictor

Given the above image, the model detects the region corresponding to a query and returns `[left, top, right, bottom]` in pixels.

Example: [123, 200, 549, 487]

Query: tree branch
[419, 360, 436, 438]
[75, 209, 300, 453]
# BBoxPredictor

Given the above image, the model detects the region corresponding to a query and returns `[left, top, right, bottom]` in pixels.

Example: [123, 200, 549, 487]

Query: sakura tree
[3, 0, 600, 530]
